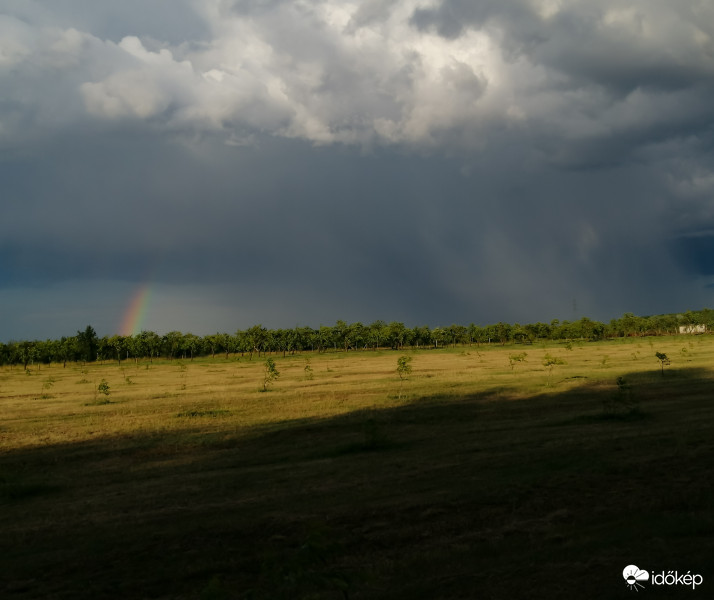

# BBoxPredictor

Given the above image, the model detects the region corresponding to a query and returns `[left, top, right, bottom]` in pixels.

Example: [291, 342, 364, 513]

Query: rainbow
[120, 284, 153, 336]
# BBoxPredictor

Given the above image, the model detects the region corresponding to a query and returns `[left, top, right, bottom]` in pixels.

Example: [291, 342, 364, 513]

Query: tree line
[1, 309, 712, 369]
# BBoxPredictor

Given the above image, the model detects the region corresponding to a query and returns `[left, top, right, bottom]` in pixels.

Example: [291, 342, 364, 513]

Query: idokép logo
[623, 565, 649, 591]
[623, 565, 704, 591]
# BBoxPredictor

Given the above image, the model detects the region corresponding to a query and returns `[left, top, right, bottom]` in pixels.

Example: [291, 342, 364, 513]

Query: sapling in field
[396, 355, 412, 399]
[89, 378, 112, 405]
[304, 358, 314, 380]
[655, 352, 670, 375]
[178, 361, 188, 390]
[262, 357, 280, 391]
[543, 353, 566, 385]
[397, 355, 412, 379]
[40, 376, 54, 399]
[508, 352, 527, 372]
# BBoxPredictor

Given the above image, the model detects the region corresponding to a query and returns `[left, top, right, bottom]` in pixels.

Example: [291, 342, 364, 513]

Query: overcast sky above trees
[2, 0, 714, 340]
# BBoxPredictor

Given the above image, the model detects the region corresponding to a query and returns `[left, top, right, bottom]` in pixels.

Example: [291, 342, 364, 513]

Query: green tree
[96, 336, 112, 363]
[297, 327, 315, 352]
[348, 322, 367, 351]
[221, 333, 237, 359]
[182, 333, 202, 361]
[334, 320, 349, 352]
[316, 325, 334, 353]
[511, 324, 529, 345]
[368, 320, 387, 350]
[246, 325, 267, 359]
[204, 333, 222, 359]
[33, 339, 56, 367]
[18, 341, 38, 370]
[76, 325, 98, 363]
[163, 331, 184, 359]
[234, 330, 250, 357]
[126, 334, 144, 364]
[430, 327, 447, 349]
[468, 324, 486, 346]
[411, 325, 431, 349]
[494, 322, 513, 345]
[106, 335, 126, 364]
[139, 330, 162, 362]
[387, 322, 408, 350]
[447, 324, 467, 347]
[58, 336, 78, 367]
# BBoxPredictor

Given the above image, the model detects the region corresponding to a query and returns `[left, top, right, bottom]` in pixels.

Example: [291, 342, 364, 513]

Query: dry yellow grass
[1, 336, 713, 599]
[3, 336, 710, 452]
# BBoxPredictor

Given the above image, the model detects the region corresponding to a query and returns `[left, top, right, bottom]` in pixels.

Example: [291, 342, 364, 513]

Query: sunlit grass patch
[1, 337, 714, 598]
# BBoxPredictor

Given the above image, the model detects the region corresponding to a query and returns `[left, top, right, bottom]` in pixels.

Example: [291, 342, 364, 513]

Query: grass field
[1, 337, 713, 599]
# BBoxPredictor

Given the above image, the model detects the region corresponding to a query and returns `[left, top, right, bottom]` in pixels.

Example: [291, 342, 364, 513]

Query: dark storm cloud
[411, 0, 714, 87]
[1, 0, 714, 339]
[669, 233, 714, 277]
[410, 1, 714, 163]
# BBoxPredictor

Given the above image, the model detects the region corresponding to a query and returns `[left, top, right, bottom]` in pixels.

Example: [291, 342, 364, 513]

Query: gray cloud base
[1, 0, 713, 339]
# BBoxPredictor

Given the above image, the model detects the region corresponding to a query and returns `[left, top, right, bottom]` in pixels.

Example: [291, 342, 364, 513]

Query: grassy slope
[1, 337, 712, 599]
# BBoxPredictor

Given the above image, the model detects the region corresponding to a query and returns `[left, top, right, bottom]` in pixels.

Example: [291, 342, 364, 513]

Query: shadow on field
[1, 368, 713, 599]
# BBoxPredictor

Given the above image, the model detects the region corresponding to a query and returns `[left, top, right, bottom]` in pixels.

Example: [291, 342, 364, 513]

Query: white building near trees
[679, 324, 707, 334]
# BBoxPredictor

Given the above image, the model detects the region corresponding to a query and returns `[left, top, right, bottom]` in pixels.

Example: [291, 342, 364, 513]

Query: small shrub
[508, 352, 527, 371]
[98, 379, 110, 396]
[178, 362, 188, 390]
[40, 377, 55, 397]
[262, 358, 280, 391]
[396, 355, 412, 399]
[543, 353, 566, 385]
[396, 355, 412, 380]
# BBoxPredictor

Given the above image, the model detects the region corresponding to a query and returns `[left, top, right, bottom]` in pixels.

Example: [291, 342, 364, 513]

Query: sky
[1, 0, 714, 341]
